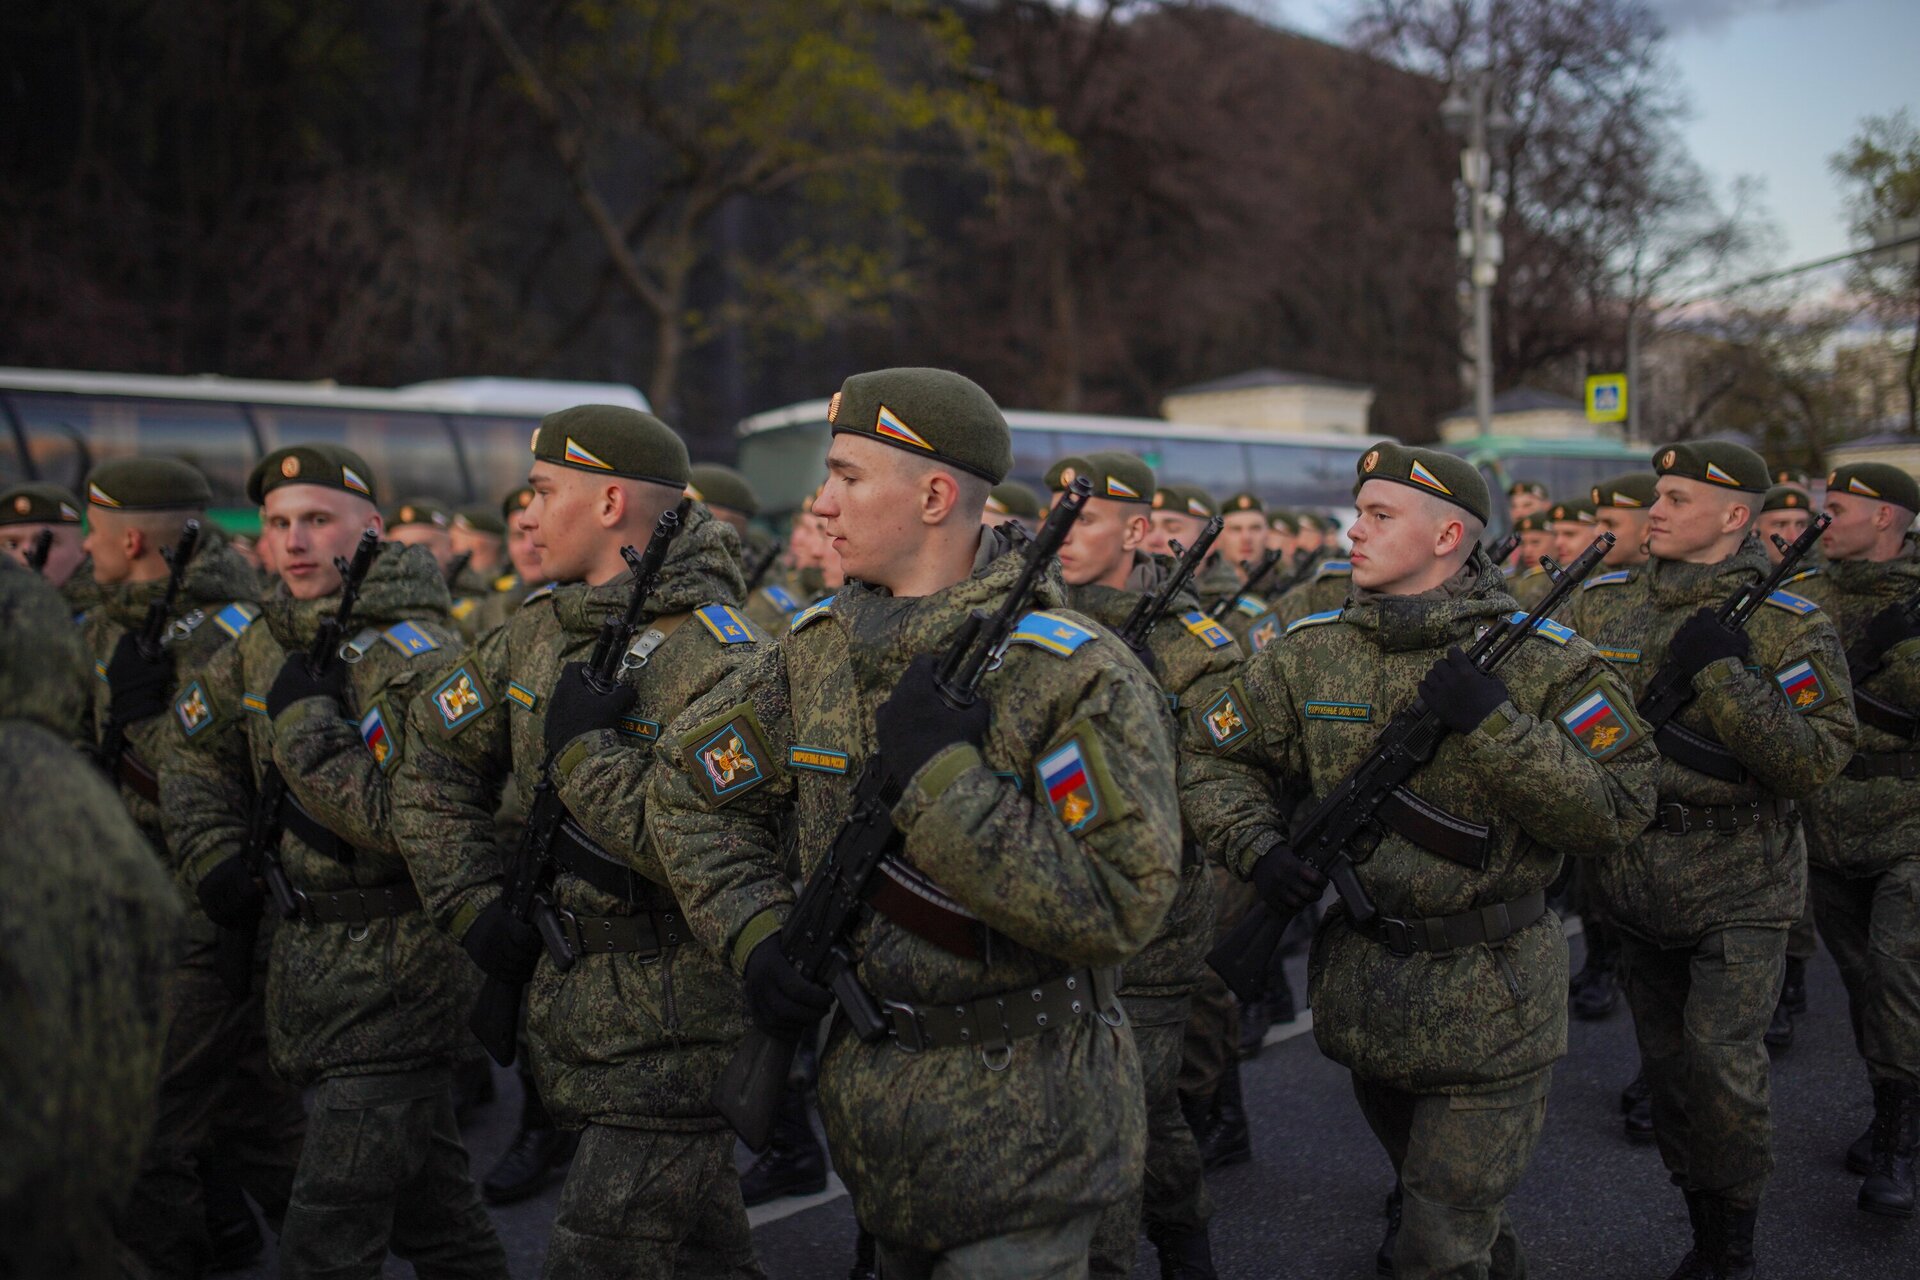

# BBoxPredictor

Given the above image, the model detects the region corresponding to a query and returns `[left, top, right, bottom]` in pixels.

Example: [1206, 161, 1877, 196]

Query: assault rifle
[214, 528, 381, 997]
[1119, 516, 1223, 648]
[24, 529, 54, 574]
[711, 476, 1096, 1150]
[469, 508, 682, 1065]
[98, 519, 200, 783]
[1207, 532, 1617, 1003]
[744, 538, 783, 594]
[1633, 515, 1829, 781]
[1484, 531, 1522, 568]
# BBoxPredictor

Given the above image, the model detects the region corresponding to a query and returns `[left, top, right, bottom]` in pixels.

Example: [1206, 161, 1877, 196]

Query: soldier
[1183, 443, 1658, 1280]
[0, 556, 184, 1280]
[1568, 441, 1854, 1278]
[1505, 514, 1555, 595]
[1507, 479, 1550, 524]
[1148, 485, 1218, 557]
[0, 480, 88, 586]
[1266, 509, 1299, 558]
[1294, 512, 1331, 561]
[691, 463, 797, 634]
[77, 458, 309, 1278]
[1756, 485, 1815, 564]
[393, 407, 766, 1278]
[160, 445, 509, 1280]
[648, 368, 1182, 1275]
[982, 479, 1042, 533]
[387, 496, 459, 576]
[1270, 531, 1354, 628]
[1048, 450, 1235, 1278]
[1794, 461, 1920, 1217]
[452, 504, 508, 580]
[1548, 497, 1598, 587]
[1220, 491, 1269, 580]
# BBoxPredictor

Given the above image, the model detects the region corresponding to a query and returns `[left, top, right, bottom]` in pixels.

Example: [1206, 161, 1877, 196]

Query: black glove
[1416, 645, 1509, 734]
[874, 653, 992, 787]
[742, 935, 833, 1040]
[1250, 843, 1328, 917]
[197, 855, 264, 931]
[462, 898, 544, 985]
[1862, 604, 1920, 665]
[1125, 635, 1161, 681]
[542, 661, 637, 757]
[265, 652, 347, 719]
[105, 631, 175, 727]
[1669, 608, 1750, 678]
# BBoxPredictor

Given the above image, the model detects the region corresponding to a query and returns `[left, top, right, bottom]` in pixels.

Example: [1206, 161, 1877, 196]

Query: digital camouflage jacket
[1181, 549, 1658, 1093]
[1190, 552, 1267, 647]
[158, 542, 475, 1086]
[1270, 557, 1355, 630]
[1565, 537, 1855, 943]
[394, 505, 759, 1130]
[646, 525, 1182, 1251]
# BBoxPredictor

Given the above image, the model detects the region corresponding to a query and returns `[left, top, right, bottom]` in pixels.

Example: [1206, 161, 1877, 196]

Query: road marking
[747, 1172, 847, 1226]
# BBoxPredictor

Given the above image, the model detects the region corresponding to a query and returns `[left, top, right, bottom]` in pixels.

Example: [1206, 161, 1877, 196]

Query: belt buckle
[1659, 803, 1690, 836]
[1379, 917, 1415, 958]
[882, 999, 926, 1054]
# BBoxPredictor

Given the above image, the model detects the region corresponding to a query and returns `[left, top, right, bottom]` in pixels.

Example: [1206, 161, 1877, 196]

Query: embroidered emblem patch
[1006, 611, 1097, 656]
[1181, 610, 1234, 650]
[1848, 475, 1882, 498]
[432, 667, 489, 732]
[1582, 570, 1632, 590]
[790, 598, 835, 632]
[340, 465, 371, 496]
[695, 604, 759, 645]
[1248, 611, 1282, 653]
[1508, 611, 1575, 644]
[1198, 686, 1253, 751]
[175, 682, 213, 736]
[762, 584, 800, 615]
[1305, 701, 1371, 722]
[211, 603, 260, 639]
[1596, 647, 1642, 665]
[1408, 459, 1453, 496]
[788, 745, 850, 774]
[1037, 738, 1101, 831]
[1286, 609, 1342, 636]
[1775, 659, 1827, 711]
[564, 437, 613, 470]
[617, 715, 661, 740]
[94, 661, 108, 683]
[1764, 589, 1818, 616]
[1315, 560, 1353, 579]
[242, 692, 268, 716]
[874, 404, 933, 451]
[505, 682, 539, 712]
[381, 621, 440, 655]
[678, 704, 775, 807]
[1558, 684, 1639, 759]
[1235, 595, 1267, 617]
[88, 482, 122, 508]
[1704, 461, 1740, 487]
[1106, 476, 1140, 499]
[359, 704, 396, 770]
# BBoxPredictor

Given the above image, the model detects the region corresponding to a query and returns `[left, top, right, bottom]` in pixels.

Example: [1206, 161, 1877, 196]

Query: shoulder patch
[522, 582, 557, 606]
[1035, 727, 1124, 834]
[1508, 611, 1576, 645]
[1285, 609, 1343, 636]
[450, 597, 479, 621]
[788, 744, 850, 774]
[242, 692, 268, 716]
[1581, 570, 1632, 591]
[1764, 589, 1819, 616]
[429, 664, 492, 734]
[1784, 565, 1821, 584]
[382, 621, 442, 656]
[695, 603, 761, 645]
[761, 584, 800, 615]
[94, 660, 108, 684]
[359, 702, 398, 771]
[1235, 594, 1268, 617]
[493, 573, 518, 593]
[1595, 647, 1642, 665]
[211, 602, 261, 639]
[790, 597, 835, 633]
[1775, 658, 1828, 712]
[1556, 678, 1642, 760]
[1195, 681, 1256, 754]
[678, 702, 776, 808]
[1247, 610, 1282, 653]
[173, 680, 217, 738]
[1180, 609, 1235, 650]
[1314, 560, 1353, 580]
[1006, 610, 1098, 657]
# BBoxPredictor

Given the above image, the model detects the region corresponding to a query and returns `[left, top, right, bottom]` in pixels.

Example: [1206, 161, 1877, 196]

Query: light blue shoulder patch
[1785, 565, 1821, 584]
[695, 604, 760, 645]
[1235, 594, 1267, 617]
[211, 602, 260, 639]
[1764, 589, 1819, 616]
[1285, 609, 1343, 636]
[1006, 610, 1098, 657]
[761, 583, 800, 615]
[790, 596, 835, 633]
[521, 582, 557, 605]
[1314, 560, 1353, 580]
[1180, 610, 1235, 650]
[1508, 611, 1576, 645]
[1581, 570, 1632, 591]
[381, 621, 441, 656]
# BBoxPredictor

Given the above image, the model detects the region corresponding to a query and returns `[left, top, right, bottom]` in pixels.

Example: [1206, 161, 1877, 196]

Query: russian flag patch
[1557, 683, 1639, 759]
[1775, 659, 1827, 712]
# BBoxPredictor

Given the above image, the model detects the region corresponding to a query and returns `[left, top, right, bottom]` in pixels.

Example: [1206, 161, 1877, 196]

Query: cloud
[1648, 0, 1838, 36]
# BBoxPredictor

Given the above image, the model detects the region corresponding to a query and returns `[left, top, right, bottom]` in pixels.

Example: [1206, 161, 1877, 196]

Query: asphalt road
[234, 927, 1916, 1278]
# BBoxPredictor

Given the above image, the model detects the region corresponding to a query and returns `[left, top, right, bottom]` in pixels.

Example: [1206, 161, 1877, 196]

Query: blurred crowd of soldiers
[2, 366, 1917, 1280]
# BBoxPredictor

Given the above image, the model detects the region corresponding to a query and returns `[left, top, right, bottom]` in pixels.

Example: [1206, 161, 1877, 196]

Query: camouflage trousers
[1177, 868, 1252, 1105]
[121, 948, 307, 1280]
[1786, 826, 1819, 963]
[1090, 1000, 1211, 1276]
[1620, 927, 1785, 1208]
[1812, 860, 1920, 1090]
[279, 1065, 507, 1280]
[875, 1209, 1101, 1280]
[542, 1123, 760, 1280]
[1353, 1071, 1549, 1280]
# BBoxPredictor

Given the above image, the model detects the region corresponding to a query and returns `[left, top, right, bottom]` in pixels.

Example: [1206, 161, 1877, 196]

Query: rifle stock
[98, 520, 201, 782]
[1120, 517, 1224, 649]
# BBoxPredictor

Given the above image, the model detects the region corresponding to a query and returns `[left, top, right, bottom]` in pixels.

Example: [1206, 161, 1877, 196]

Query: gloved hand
[197, 855, 264, 930]
[874, 653, 991, 787]
[742, 935, 833, 1040]
[1417, 645, 1509, 734]
[1862, 604, 1920, 665]
[106, 631, 175, 726]
[1669, 608, 1749, 678]
[1250, 842, 1328, 917]
[1124, 635, 1161, 681]
[542, 661, 637, 757]
[462, 898, 544, 985]
[266, 652, 347, 719]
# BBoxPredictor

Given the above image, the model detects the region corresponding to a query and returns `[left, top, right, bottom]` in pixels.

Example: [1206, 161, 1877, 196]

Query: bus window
[1007, 427, 1063, 493]
[1244, 441, 1358, 510]
[736, 421, 831, 517]
[252, 406, 466, 505]
[451, 414, 544, 505]
[6, 393, 257, 506]
[1153, 438, 1248, 498]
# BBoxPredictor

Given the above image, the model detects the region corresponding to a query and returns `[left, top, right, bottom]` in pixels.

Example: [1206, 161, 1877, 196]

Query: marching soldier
[1270, 531, 1354, 628]
[1756, 485, 1817, 567]
[982, 479, 1042, 534]
[1545, 497, 1598, 612]
[1183, 443, 1657, 1280]
[688, 463, 797, 635]
[0, 481, 88, 587]
[393, 407, 767, 1277]
[648, 368, 1182, 1275]
[1507, 479, 1550, 524]
[1567, 441, 1854, 1278]
[1794, 461, 1920, 1217]
[1505, 513, 1555, 605]
[160, 445, 508, 1280]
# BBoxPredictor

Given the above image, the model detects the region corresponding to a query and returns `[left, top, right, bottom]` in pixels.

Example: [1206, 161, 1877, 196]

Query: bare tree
[1831, 110, 1920, 434]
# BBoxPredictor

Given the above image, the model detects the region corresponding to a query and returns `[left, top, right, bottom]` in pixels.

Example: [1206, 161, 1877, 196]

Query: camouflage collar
[102, 538, 259, 629]
[1646, 536, 1770, 609]
[1342, 549, 1511, 654]
[1825, 536, 1920, 597]
[550, 504, 746, 637]
[836, 525, 1067, 662]
[263, 541, 449, 650]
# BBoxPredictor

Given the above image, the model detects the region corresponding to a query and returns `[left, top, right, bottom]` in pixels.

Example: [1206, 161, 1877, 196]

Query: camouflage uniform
[1069, 555, 1242, 1274]
[83, 539, 309, 1278]
[449, 559, 497, 641]
[648, 525, 1183, 1262]
[1183, 550, 1658, 1279]
[1505, 564, 1555, 612]
[1566, 537, 1855, 1210]
[159, 543, 508, 1280]
[1, 559, 184, 1280]
[394, 504, 765, 1279]
[1190, 552, 1268, 648]
[1270, 556, 1355, 629]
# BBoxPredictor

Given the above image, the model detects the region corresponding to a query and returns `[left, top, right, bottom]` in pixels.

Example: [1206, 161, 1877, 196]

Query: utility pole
[1441, 73, 1512, 437]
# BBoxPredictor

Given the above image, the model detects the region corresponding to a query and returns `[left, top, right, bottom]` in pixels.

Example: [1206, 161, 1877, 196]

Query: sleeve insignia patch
[761, 584, 800, 614]
[1248, 611, 1282, 652]
[493, 573, 518, 592]
[1037, 737, 1103, 832]
[618, 715, 661, 741]
[1285, 609, 1343, 636]
[1305, 700, 1371, 722]
[1180, 610, 1235, 650]
[1558, 682, 1640, 759]
[431, 665, 490, 733]
[382, 621, 442, 655]
[505, 681, 539, 712]
[1508, 611, 1575, 644]
[695, 603, 760, 645]
[450, 597, 478, 621]
[1764, 589, 1818, 616]
[1235, 594, 1268, 617]
[522, 583, 557, 605]
[1197, 683, 1254, 752]
[1775, 659, 1828, 711]
[790, 597, 836, 633]
[1596, 647, 1642, 664]
[211, 602, 260, 638]
[679, 703, 775, 806]
[788, 744, 850, 774]
[174, 681, 215, 736]
[1315, 560, 1353, 580]
[1006, 610, 1097, 657]
[94, 660, 108, 683]
[242, 692, 268, 716]
[359, 703, 397, 771]
[1582, 570, 1632, 590]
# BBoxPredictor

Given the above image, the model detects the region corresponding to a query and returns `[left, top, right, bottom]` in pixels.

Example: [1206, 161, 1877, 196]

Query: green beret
[984, 481, 1042, 520]
[1507, 479, 1549, 499]
[1827, 462, 1920, 513]
[1295, 511, 1327, 534]
[501, 485, 535, 522]
[1353, 442, 1491, 525]
[1652, 440, 1768, 494]
[1513, 513, 1551, 534]
[0, 483, 84, 526]
[85, 457, 211, 512]
[827, 368, 1011, 484]
[532, 405, 690, 489]
[454, 504, 506, 537]
[249, 444, 379, 505]
[1152, 485, 1218, 519]
[1761, 484, 1813, 514]
[1043, 455, 1092, 493]
[1223, 491, 1265, 516]
[687, 463, 760, 517]
[388, 497, 453, 530]
[1047, 451, 1153, 504]
[1590, 473, 1658, 510]
[1267, 509, 1300, 533]
[1773, 466, 1811, 488]
[1548, 497, 1595, 525]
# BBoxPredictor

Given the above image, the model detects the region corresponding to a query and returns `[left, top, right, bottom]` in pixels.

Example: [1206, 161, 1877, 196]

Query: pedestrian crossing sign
[1586, 374, 1628, 424]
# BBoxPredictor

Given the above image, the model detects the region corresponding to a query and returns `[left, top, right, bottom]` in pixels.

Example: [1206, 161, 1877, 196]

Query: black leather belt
[1654, 722, 1748, 783]
[551, 817, 655, 905]
[283, 796, 359, 865]
[1646, 796, 1795, 836]
[1855, 689, 1919, 740]
[294, 881, 420, 924]
[1845, 751, 1920, 781]
[116, 749, 160, 804]
[1352, 890, 1547, 957]
[557, 909, 683, 956]
[1376, 786, 1492, 871]
[879, 967, 1124, 1065]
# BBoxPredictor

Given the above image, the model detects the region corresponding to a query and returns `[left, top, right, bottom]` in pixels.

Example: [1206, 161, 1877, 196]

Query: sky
[1281, 0, 1920, 279]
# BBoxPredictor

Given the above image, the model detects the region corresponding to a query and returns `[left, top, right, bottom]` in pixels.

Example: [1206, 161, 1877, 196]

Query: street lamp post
[1441, 73, 1513, 437]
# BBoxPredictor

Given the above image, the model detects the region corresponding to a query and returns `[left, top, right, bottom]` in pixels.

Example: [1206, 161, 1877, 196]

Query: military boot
[1238, 997, 1273, 1059]
[1145, 1220, 1219, 1279]
[740, 1083, 828, 1206]
[1570, 922, 1620, 1020]
[847, 1227, 876, 1280]
[1709, 1198, 1758, 1280]
[1376, 1181, 1402, 1279]
[1858, 1081, 1919, 1218]
[482, 1126, 580, 1205]
[1781, 955, 1807, 1016]
[1622, 1070, 1655, 1144]
[1200, 1060, 1251, 1170]
[1664, 1190, 1712, 1280]
[1848, 1119, 1876, 1176]
[203, 1164, 263, 1272]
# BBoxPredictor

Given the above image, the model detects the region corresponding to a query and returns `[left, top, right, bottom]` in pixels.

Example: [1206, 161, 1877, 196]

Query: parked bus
[0, 368, 649, 532]
[1441, 434, 1648, 535]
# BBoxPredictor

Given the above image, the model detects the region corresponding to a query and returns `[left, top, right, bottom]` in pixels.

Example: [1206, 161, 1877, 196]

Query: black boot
[1711, 1197, 1758, 1280]
[1622, 1071, 1655, 1144]
[1664, 1190, 1712, 1280]
[1179, 1089, 1213, 1148]
[1238, 997, 1272, 1059]
[482, 1126, 579, 1205]
[740, 1083, 828, 1206]
[1859, 1081, 1918, 1218]
[1267, 961, 1297, 1026]
[1848, 1119, 1876, 1176]
[1145, 1220, 1219, 1280]
[1763, 974, 1794, 1054]
[1570, 924, 1619, 1020]
[848, 1227, 876, 1280]
[1200, 1060, 1251, 1170]
[202, 1161, 263, 1272]
[1781, 955, 1807, 1015]
[1376, 1181, 1402, 1278]
[451, 1055, 497, 1123]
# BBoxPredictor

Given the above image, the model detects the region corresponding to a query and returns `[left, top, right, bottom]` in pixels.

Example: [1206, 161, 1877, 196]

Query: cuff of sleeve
[1885, 636, 1920, 666]
[553, 728, 621, 782]
[890, 742, 985, 830]
[1469, 702, 1526, 745]
[1227, 827, 1286, 881]
[731, 908, 786, 977]
[185, 848, 233, 888]
[270, 695, 339, 737]
[1690, 655, 1747, 695]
